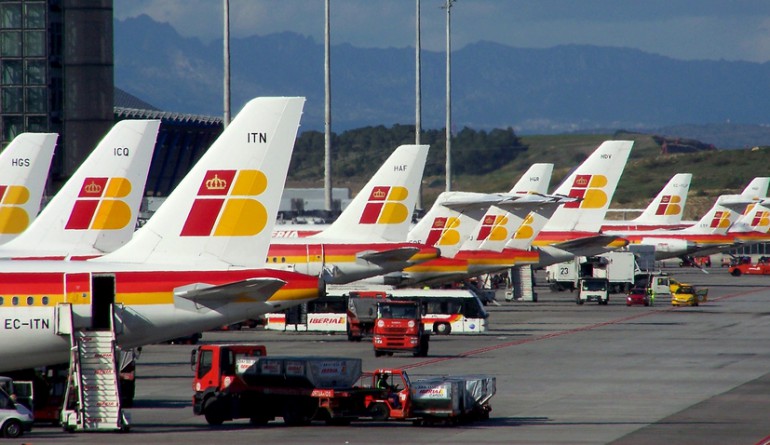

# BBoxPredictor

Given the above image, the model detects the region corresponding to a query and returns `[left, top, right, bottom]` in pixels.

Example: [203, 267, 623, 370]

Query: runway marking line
[402, 286, 766, 371]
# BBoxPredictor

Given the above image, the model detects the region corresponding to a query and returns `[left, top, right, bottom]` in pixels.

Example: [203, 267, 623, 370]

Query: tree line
[289, 124, 527, 181]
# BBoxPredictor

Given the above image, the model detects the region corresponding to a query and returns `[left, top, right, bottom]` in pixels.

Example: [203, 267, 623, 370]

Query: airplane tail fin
[316, 144, 429, 242]
[686, 198, 747, 235]
[98, 97, 305, 267]
[510, 163, 553, 195]
[731, 201, 770, 233]
[633, 173, 692, 225]
[547, 140, 633, 232]
[2, 120, 159, 256]
[409, 191, 501, 258]
[0, 132, 58, 243]
[464, 163, 555, 252]
[740, 177, 770, 200]
[501, 195, 577, 251]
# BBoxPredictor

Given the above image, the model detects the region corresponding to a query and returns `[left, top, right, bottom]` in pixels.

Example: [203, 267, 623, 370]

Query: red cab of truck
[372, 300, 429, 357]
[191, 344, 267, 424]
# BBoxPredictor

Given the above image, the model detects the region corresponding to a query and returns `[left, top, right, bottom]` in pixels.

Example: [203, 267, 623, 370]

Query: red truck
[191, 344, 494, 426]
[729, 256, 770, 276]
[373, 299, 429, 357]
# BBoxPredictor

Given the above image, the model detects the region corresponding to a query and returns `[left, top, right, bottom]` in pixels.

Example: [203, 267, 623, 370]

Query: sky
[113, 0, 770, 63]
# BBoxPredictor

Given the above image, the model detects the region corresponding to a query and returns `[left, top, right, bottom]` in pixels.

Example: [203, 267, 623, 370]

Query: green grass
[287, 134, 770, 219]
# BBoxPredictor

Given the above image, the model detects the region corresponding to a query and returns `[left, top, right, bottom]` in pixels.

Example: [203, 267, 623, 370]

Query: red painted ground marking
[401, 287, 767, 371]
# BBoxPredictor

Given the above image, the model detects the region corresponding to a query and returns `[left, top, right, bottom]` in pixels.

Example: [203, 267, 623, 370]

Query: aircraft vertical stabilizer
[510, 163, 553, 195]
[546, 140, 633, 232]
[633, 173, 692, 226]
[97, 97, 305, 268]
[314, 144, 429, 242]
[0, 132, 57, 244]
[0, 120, 159, 257]
[464, 163, 555, 252]
[409, 191, 501, 258]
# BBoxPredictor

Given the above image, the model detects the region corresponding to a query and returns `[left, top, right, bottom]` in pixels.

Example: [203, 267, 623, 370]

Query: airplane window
[42, 296, 49, 305]
[26, 296, 33, 306]
[0, 297, 3, 305]
[281, 257, 286, 263]
[12, 296, 18, 306]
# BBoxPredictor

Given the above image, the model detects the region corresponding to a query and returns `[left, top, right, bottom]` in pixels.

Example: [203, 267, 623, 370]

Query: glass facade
[0, 0, 48, 144]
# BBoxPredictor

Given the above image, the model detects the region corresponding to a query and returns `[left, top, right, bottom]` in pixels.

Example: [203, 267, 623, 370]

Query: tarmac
[20, 267, 770, 444]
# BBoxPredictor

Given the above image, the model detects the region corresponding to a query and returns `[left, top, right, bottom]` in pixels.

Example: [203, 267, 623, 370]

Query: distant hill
[115, 16, 770, 148]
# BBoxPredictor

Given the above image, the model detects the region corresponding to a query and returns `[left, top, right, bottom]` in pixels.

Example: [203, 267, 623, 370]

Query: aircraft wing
[552, 235, 628, 253]
[358, 247, 420, 265]
[175, 278, 287, 305]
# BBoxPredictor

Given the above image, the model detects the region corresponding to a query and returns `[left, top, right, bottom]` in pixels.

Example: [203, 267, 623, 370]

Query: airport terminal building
[0, 0, 228, 200]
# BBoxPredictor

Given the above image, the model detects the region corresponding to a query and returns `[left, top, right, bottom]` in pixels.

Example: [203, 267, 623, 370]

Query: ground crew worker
[376, 373, 400, 407]
[376, 374, 391, 390]
[647, 285, 655, 306]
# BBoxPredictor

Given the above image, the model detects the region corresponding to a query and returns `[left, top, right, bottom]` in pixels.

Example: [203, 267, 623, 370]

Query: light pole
[415, 0, 423, 211]
[223, 0, 230, 127]
[443, 0, 455, 192]
[324, 0, 333, 215]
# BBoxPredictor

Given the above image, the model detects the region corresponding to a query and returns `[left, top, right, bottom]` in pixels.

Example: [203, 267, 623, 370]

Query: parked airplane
[0, 120, 160, 260]
[382, 164, 573, 286]
[0, 132, 58, 245]
[606, 196, 755, 260]
[702, 179, 770, 250]
[266, 144, 439, 284]
[0, 97, 320, 371]
[524, 140, 634, 267]
[601, 173, 692, 231]
[604, 177, 769, 260]
[730, 200, 770, 247]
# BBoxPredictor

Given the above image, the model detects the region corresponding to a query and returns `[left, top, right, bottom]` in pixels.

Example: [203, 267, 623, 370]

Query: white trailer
[546, 251, 641, 294]
[592, 251, 640, 293]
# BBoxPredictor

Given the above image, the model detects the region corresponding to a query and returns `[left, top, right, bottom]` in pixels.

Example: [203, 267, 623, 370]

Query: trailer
[191, 344, 494, 427]
[546, 251, 643, 294]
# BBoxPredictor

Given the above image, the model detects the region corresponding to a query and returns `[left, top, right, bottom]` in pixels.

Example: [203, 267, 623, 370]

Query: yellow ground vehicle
[671, 283, 709, 306]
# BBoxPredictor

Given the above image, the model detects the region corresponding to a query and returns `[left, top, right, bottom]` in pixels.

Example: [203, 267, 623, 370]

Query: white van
[0, 387, 33, 438]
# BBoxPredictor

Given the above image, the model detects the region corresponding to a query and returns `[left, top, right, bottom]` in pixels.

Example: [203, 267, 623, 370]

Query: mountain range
[114, 15, 770, 149]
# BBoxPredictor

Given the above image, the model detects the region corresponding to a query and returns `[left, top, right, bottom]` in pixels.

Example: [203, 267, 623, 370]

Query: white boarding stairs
[59, 304, 129, 432]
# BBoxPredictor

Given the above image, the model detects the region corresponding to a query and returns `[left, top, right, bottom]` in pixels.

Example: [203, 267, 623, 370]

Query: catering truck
[547, 251, 642, 294]
[191, 344, 494, 426]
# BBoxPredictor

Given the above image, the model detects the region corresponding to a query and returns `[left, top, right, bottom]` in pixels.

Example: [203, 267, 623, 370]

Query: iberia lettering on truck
[191, 344, 495, 426]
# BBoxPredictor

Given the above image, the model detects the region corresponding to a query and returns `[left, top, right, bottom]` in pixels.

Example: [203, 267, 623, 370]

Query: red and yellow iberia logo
[358, 186, 409, 224]
[751, 208, 770, 231]
[655, 195, 683, 216]
[65, 177, 133, 230]
[425, 216, 461, 246]
[564, 174, 609, 209]
[477, 214, 509, 241]
[181, 170, 267, 236]
[710, 210, 731, 229]
[0, 185, 30, 234]
[512, 214, 536, 240]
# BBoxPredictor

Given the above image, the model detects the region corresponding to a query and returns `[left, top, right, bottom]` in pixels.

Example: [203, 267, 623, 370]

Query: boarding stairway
[58, 303, 129, 432]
